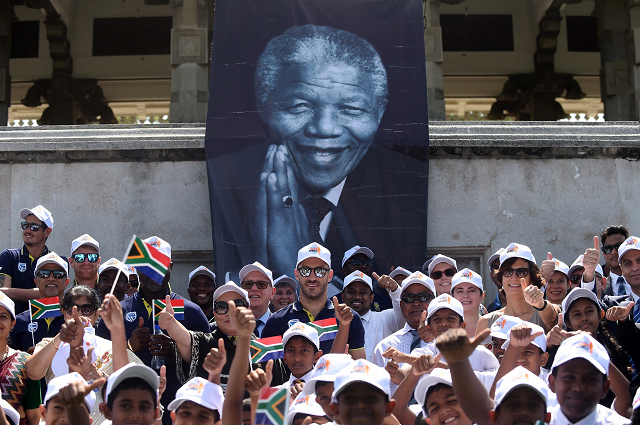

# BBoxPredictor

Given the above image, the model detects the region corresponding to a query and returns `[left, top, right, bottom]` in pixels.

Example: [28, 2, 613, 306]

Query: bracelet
[127, 339, 134, 351]
[533, 300, 548, 312]
[53, 337, 60, 350]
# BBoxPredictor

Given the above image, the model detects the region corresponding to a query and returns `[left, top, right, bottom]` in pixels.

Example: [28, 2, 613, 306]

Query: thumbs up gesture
[158, 295, 177, 332]
[509, 323, 543, 348]
[333, 296, 353, 326]
[203, 338, 227, 382]
[245, 359, 274, 396]
[582, 236, 601, 283]
[436, 328, 491, 365]
[521, 278, 545, 310]
[129, 316, 151, 353]
[373, 272, 398, 292]
[540, 252, 555, 284]
[605, 301, 634, 323]
[418, 310, 434, 343]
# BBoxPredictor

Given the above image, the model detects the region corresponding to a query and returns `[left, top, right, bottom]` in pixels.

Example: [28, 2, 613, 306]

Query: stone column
[424, 0, 446, 121]
[169, 0, 209, 123]
[0, 0, 11, 126]
[596, 0, 639, 120]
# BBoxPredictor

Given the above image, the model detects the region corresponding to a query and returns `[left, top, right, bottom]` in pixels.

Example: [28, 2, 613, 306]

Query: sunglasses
[37, 270, 66, 279]
[570, 274, 582, 284]
[241, 281, 271, 290]
[346, 258, 373, 268]
[64, 303, 97, 316]
[401, 292, 434, 303]
[502, 267, 530, 278]
[602, 242, 623, 255]
[430, 268, 456, 280]
[73, 253, 99, 263]
[214, 299, 246, 315]
[21, 222, 45, 231]
[297, 266, 328, 278]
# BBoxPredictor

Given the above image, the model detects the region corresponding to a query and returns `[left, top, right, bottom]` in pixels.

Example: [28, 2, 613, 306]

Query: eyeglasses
[64, 303, 97, 316]
[602, 242, 623, 255]
[73, 253, 99, 263]
[21, 222, 45, 231]
[37, 270, 66, 279]
[502, 268, 530, 278]
[214, 299, 246, 315]
[430, 268, 456, 280]
[241, 281, 271, 290]
[297, 266, 328, 278]
[570, 274, 582, 284]
[400, 292, 434, 303]
[345, 258, 373, 268]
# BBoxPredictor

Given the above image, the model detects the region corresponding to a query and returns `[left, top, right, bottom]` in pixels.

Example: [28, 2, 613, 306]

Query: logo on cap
[291, 323, 305, 332]
[309, 245, 320, 253]
[317, 358, 331, 372]
[187, 381, 205, 394]
[355, 272, 364, 278]
[512, 372, 531, 381]
[554, 260, 560, 267]
[506, 244, 518, 254]
[439, 295, 452, 304]
[577, 341, 594, 354]
[353, 364, 370, 375]
[462, 270, 473, 279]
[495, 318, 507, 329]
[295, 396, 311, 405]
[627, 237, 639, 247]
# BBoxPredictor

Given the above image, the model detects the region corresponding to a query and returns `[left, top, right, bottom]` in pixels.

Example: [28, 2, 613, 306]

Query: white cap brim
[213, 283, 249, 304]
[341, 247, 374, 267]
[562, 288, 600, 314]
[105, 364, 159, 401]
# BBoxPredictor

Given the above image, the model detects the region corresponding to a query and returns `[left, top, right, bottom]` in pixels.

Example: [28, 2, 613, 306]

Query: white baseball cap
[283, 322, 320, 351]
[494, 366, 548, 409]
[427, 255, 458, 276]
[343, 271, 373, 291]
[562, 288, 601, 315]
[551, 258, 570, 278]
[70, 234, 99, 256]
[167, 377, 224, 416]
[143, 236, 171, 260]
[331, 359, 390, 403]
[568, 255, 585, 277]
[500, 243, 536, 266]
[451, 268, 483, 291]
[618, 236, 640, 263]
[105, 363, 159, 401]
[490, 315, 523, 340]
[0, 399, 19, 425]
[213, 282, 249, 305]
[126, 264, 138, 278]
[414, 368, 452, 416]
[52, 327, 98, 377]
[274, 275, 298, 291]
[99, 258, 130, 278]
[20, 205, 53, 229]
[427, 294, 464, 320]
[342, 246, 374, 267]
[401, 271, 436, 296]
[35, 252, 68, 276]
[45, 372, 96, 412]
[297, 243, 331, 269]
[501, 322, 547, 352]
[239, 262, 273, 285]
[189, 266, 216, 286]
[488, 248, 505, 268]
[302, 354, 354, 396]
[0, 293, 15, 319]
[551, 333, 609, 376]
[287, 393, 327, 425]
[390, 267, 411, 279]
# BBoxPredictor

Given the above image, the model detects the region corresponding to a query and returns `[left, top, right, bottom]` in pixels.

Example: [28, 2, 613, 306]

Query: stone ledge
[0, 121, 639, 162]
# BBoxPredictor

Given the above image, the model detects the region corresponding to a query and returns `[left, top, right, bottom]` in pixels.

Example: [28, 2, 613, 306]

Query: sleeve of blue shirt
[181, 299, 210, 332]
[347, 310, 365, 351]
[0, 249, 15, 277]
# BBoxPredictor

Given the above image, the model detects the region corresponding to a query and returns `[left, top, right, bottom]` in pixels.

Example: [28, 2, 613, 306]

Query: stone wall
[1, 122, 639, 303]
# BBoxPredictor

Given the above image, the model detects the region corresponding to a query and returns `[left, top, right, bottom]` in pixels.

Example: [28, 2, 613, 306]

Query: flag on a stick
[255, 387, 288, 425]
[124, 236, 171, 285]
[307, 318, 338, 341]
[250, 336, 284, 364]
[154, 299, 185, 320]
[30, 297, 62, 320]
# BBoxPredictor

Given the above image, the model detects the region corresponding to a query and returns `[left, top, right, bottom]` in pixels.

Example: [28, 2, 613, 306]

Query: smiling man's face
[264, 62, 385, 195]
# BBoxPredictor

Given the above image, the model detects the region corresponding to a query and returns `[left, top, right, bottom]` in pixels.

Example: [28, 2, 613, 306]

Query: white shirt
[279, 369, 315, 390]
[549, 404, 630, 425]
[411, 342, 499, 372]
[360, 285, 405, 360]
[581, 272, 633, 297]
[371, 323, 430, 394]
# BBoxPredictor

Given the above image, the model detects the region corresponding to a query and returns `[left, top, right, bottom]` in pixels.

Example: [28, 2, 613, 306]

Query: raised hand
[508, 323, 543, 348]
[385, 359, 404, 384]
[129, 317, 151, 353]
[57, 378, 106, 407]
[158, 365, 167, 398]
[412, 353, 443, 376]
[382, 346, 415, 364]
[245, 359, 273, 395]
[373, 272, 398, 292]
[418, 310, 433, 343]
[203, 338, 227, 382]
[290, 381, 305, 402]
[158, 295, 177, 332]
[98, 294, 124, 332]
[228, 301, 256, 338]
[436, 328, 491, 365]
[150, 333, 173, 361]
[333, 296, 353, 326]
[540, 252, 555, 284]
[582, 236, 601, 283]
[60, 306, 85, 346]
[605, 302, 634, 322]
[521, 278, 545, 310]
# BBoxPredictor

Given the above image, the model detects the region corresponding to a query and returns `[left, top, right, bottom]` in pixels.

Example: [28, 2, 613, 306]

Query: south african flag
[255, 387, 288, 425]
[153, 299, 185, 320]
[307, 318, 338, 341]
[30, 297, 61, 320]
[250, 336, 284, 364]
[124, 236, 171, 285]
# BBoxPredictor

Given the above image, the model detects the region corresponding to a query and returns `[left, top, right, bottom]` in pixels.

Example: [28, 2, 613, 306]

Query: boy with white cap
[187, 266, 216, 326]
[101, 363, 159, 425]
[0, 205, 57, 315]
[425, 255, 458, 295]
[280, 323, 322, 387]
[288, 392, 330, 425]
[487, 315, 522, 363]
[11, 252, 69, 351]
[69, 234, 101, 289]
[42, 372, 103, 425]
[168, 377, 224, 425]
[301, 354, 354, 420]
[340, 245, 394, 312]
[97, 258, 130, 301]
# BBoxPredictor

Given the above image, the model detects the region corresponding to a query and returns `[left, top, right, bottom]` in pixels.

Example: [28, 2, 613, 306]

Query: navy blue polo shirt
[0, 245, 52, 314]
[96, 290, 210, 425]
[261, 298, 365, 354]
[10, 309, 64, 351]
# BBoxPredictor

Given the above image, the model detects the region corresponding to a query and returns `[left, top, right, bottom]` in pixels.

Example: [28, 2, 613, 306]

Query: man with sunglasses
[599, 225, 629, 297]
[262, 243, 366, 360]
[10, 252, 68, 352]
[69, 234, 101, 289]
[0, 205, 58, 315]
[239, 262, 274, 337]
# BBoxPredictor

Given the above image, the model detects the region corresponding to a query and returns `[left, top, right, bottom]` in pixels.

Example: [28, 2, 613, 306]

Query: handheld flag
[154, 299, 184, 320]
[255, 387, 288, 425]
[30, 297, 62, 320]
[251, 336, 284, 364]
[124, 236, 171, 285]
[307, 318, 338, 341]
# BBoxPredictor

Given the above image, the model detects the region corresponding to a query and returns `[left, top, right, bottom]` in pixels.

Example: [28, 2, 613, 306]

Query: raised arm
[392, 354, 440, 425]
[157, 295, 192, 362]
[331, 296, 352, 354]
[98, 294, 129, 371]
[25, 334, 62, 380]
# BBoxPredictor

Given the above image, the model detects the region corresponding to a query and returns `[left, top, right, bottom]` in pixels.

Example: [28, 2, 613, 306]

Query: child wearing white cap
[168, 377, 223, 425]
[281, 323, 322, 388]
[287, 392, 330, 425]
[102, 363, 159, 425]
[300, 354, 354, 421]
[41, 372, 102, 425]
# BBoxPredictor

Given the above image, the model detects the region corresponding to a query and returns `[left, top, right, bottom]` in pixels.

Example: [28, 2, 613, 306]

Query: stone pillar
[169, 0, 209, 123]
[596, 0, 639, 120]
[0, 0, 11, 126]
[424, 0, 446, 121]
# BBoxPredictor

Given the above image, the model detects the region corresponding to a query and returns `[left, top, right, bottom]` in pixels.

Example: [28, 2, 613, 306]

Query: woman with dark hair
[476, 243, 560, 338]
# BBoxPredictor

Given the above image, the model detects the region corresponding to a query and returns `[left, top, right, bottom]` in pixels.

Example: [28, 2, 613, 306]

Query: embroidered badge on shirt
[125, 311, 137, 322]
[18, 263, 26, 273]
